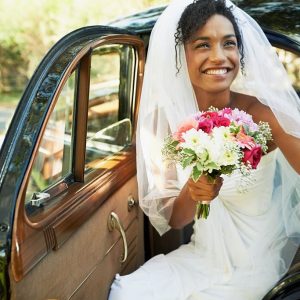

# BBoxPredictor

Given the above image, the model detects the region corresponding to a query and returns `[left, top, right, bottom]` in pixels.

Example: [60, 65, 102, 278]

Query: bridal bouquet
[162, 107, 272, 219]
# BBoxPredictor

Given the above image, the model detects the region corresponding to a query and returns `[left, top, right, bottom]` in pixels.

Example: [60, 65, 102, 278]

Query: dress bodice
[192, 149, 283, 274]
[219, 149, 278, 216]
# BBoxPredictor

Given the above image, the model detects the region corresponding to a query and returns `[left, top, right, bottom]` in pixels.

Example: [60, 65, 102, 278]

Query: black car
[0, 1, 299, 299]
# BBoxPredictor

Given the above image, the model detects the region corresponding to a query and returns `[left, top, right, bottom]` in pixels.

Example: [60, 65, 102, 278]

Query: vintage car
[0, 0, 299, 299]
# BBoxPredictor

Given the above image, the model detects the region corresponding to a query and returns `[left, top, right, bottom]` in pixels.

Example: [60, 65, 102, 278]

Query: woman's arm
[272, 121, 300, 174]
[249, 102, 300, 174]
[169, 175, 223, 229]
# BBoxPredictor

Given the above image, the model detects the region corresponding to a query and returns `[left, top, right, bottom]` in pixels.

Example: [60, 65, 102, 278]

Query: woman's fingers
[187, 175, 223, 202]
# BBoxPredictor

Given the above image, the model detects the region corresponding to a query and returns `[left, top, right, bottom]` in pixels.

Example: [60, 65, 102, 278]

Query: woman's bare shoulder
[231, 91, 257, 109]
[231, 91, 271, 120]
[232, 92, 279, 152]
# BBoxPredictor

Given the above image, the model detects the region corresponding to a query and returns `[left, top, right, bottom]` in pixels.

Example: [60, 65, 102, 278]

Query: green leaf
[196, 161, 203, 171]
[182, 156, 194, 168]
[182, 148, 195, 155]
[243, 124, 250, 135]
[220, 165, 235, 175]
[198, 151, 208, 162]
[206, 173, 216, 183]
[230, 125, 240, 134]
[171, 140, 180, 147]
[191, 166, 202, 182]
[205, 162, 218, 170]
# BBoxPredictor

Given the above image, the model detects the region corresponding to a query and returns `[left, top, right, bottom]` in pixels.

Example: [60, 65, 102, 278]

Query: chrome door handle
[30, 192, 50, 207]
[107, 212, 128, 263]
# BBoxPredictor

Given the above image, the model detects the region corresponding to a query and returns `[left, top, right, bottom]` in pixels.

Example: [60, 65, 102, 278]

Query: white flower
[206, 142, 223, 165]
[181, 128, 210, 153]
[219, 147, 240, 166]
[212, 126, 232, 141]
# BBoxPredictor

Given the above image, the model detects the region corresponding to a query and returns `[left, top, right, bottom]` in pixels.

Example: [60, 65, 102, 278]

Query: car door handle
[107, 212, 128, 263]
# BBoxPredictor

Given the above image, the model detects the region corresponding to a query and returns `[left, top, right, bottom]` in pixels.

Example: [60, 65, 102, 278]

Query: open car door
[0, 26, 145, 300]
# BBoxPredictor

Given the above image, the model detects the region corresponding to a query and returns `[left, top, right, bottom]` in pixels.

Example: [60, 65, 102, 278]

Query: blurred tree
[0, 37, 29, 93]
[0, 0, 169, 97]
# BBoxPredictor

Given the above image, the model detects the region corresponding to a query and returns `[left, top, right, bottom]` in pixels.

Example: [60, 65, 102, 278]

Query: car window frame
[84, 43, 137, 173]
[22, 35, 143, 223]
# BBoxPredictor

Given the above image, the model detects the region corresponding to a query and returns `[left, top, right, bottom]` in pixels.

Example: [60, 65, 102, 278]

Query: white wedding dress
[109, 149, 292, 300]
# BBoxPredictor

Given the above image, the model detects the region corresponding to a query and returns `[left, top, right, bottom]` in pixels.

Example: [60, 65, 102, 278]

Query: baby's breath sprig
[259, 121, 272, 140]
[162, 135, 180, 162]
[208, 106, 219, 112]
[256, 121, 273, 153]
[238, 161, 254, 193]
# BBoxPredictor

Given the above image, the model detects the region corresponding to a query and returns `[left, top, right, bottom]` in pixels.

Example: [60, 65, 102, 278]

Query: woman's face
[184, 14, 240, 95]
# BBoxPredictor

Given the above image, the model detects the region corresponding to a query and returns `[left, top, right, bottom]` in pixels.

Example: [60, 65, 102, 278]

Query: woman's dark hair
[175, 0, 245, 73]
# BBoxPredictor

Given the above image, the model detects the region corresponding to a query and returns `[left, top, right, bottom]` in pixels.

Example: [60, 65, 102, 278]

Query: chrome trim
[107, 212, 128, 263]
[30, 192, 50, 207]
[127, 195, 138, 211]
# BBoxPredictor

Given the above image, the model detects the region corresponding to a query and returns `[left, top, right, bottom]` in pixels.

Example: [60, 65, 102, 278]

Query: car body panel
[9, 176, 143, 299]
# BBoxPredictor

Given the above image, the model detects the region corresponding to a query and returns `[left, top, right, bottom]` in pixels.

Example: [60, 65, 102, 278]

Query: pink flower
[236, 130, 256, 149]
[242, 146, 262, 169]
[230, 109, 259, 131]
[221, 107, 232, 115]
[173, 119, 198, 142]
[198, 119, 214, 133]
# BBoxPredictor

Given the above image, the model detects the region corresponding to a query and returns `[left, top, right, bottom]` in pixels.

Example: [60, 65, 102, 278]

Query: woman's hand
[169, 174, 224, 229]
[187, 175, 223, 204]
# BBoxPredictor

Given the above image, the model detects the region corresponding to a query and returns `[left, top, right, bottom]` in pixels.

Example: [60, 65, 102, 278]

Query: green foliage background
[0, 0, 169, 105]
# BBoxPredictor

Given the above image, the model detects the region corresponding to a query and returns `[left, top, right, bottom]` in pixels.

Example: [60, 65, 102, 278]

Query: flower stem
[195, 201, 210, 220]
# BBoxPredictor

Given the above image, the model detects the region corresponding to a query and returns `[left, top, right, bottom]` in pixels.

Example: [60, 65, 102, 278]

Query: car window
[275, 47, 300, 93]
[25, 71, 76, 208]
[85, 44, 135, 170]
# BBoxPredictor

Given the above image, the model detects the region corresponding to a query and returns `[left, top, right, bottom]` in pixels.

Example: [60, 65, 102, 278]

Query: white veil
[136, 0, 300, 257]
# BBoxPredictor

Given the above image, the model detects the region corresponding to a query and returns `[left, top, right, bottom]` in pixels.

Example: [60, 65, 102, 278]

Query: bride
[109, 0, 300, 299]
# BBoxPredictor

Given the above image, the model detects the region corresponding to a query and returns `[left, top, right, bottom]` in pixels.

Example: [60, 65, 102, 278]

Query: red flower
[242, 146, 262, 169]
[201, 111, 219, 119]
[213, 116, 231, 127]
[198, 119, 214, 133]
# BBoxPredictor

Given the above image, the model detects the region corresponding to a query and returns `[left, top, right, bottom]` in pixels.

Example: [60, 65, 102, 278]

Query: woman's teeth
[205, 68, 227, 75]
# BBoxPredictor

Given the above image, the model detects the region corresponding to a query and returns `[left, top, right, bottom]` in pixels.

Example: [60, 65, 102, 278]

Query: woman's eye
[224, 40, 237, 47]
[195, 43, 210, 49]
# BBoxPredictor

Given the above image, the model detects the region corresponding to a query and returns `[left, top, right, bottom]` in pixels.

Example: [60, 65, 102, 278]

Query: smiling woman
[184, 15, 240, 108]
